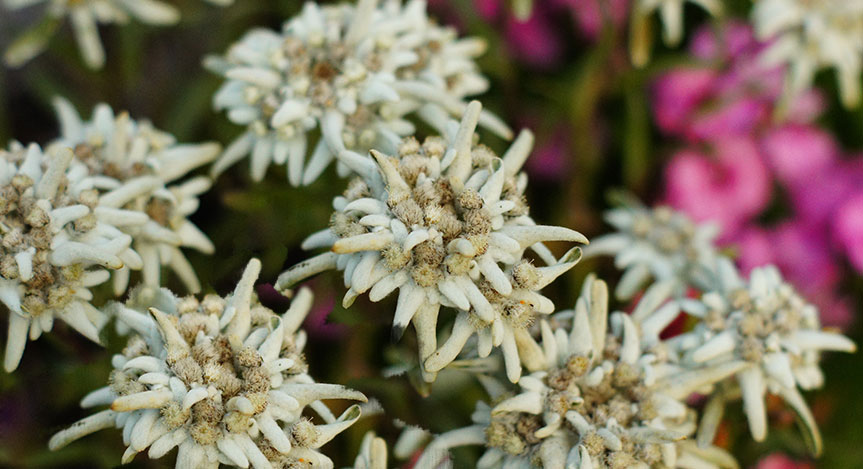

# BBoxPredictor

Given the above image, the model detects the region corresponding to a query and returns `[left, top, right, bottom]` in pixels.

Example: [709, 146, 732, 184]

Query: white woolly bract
[205, 0, 511, 185]
[49, 97, 220, 294]
[585, 203, 720, 301]
[276, 102, 587, 383]
[49, 259, 367, 469]
[0, 142, 142, 372]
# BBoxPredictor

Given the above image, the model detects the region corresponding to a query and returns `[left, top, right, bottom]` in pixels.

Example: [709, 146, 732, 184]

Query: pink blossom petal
[761, 125, 838, 186]
[652, 68, 717, 136]
[833, 192, 863, 273]
[689, 98, 770, 140]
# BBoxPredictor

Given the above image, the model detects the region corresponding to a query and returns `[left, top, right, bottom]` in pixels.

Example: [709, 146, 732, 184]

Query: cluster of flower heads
[50, 98, 220, 294]
[752, 0, 863, 108]
[416, 275, 739, 468]
[2, 0, 231, 69]
[276, 101, 588, 383]
[0, 99, 217, 372]
[414, 203, 855, 467]
[205, 0, 511, 185]
[0, 143, 140, 371]
[0, 2, 858, 468]
[577, 203, 856, 458]
[49, 259, 369, 469]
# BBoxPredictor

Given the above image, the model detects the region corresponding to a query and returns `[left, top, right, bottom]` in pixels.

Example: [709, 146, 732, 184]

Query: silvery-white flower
[50, 98, 220, 294]
[753, 0, 863, 108]
[668, 259, 856, 455]
[276, 102, 587, 383]
[49, 259, 368, 469]
[585, 204, 720, 301]
[0, 142, 144, 371]
[205, 0, 511, 185]
[630, 0, 723, 66]
[3, 0, 180, 69]
[416, 276, 738, 469]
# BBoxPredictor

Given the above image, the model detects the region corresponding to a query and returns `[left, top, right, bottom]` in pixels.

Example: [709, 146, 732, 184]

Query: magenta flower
[652, 22, 825, 141]
[664, 138, 771, 238]
[652, 68, 717, 137]
[834, 192, 863, 274]
[761, 125, 838, 187]
[789, 160, 863, 227]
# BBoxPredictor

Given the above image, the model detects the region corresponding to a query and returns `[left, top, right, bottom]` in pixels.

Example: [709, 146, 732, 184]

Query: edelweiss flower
[205, 0, 511, 185]
[585, 204, 720, 300]
[49, 259, 368, 469]
[0, 143, 143, 371]
[276, 102, 587, 383]
[416, 276, 738, 468]
[629, 0, 723, 66]
[753, 0, 863, 107]
[671, 259, 856, 455]
[3, 0, 180, 69]
[50, 98, 220, 293]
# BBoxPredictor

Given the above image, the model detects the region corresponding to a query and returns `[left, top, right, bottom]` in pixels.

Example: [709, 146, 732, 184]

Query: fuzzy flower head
[0, 143, 141, 372]
[277, 102, 587, 383]
[629, 0, 723, 67]
[50, 98, 220, 294]
[586, 203, 720, 300]
[3, 0, 180, 69]
[753, 0, 863, 108]
[205, 0, 511, 185]
[416, 276, 738, 469]
[49, 259, 368, 469]
[676, 259, 856, 455]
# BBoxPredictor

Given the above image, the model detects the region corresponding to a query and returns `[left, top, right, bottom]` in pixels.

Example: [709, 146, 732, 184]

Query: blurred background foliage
[1, 0, 862, 467]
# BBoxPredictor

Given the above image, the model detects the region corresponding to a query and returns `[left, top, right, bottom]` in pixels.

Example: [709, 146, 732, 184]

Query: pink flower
[735, 226, 775, 274]
[652, 68, 717, 136]
[651, 22, 825, 141]
[688, 97, 771, 141]
[761, 125, 838, 187]
[789, 160, 863, 226]
[833, 191, 863, 273]
[664, 138, 771, 237]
